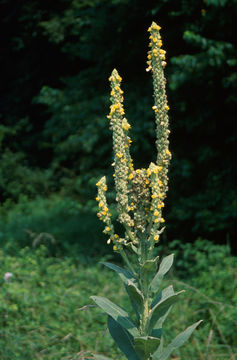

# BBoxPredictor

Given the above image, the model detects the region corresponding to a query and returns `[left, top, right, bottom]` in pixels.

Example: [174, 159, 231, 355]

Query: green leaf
[148, 291, 184, 333]
[150, 254, 174, 294]
[107, 316, 140, 360]
[102, 262, 137, 285]
[134, 336, 160, 359]
[150, 337, 164, 359]
[150, 328, 162, 339]
[150, 286, 175, 337]
[125, 280, 144, 318]
[151, 285, 174, 308]
[130, 243, 141, 255]
[90, 296, 140, 337]
[141, 256, 159, 277]
[152, 320, 203, 360]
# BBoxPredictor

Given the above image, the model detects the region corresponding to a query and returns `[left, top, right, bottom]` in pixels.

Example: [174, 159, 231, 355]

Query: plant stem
[120, 248, 136, 275]
[140, 235, 150, 336]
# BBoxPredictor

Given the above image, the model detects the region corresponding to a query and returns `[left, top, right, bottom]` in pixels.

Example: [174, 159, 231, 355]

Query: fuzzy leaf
[90, 296, 139, 337]
[151, 337, 163, 359]
[152, 320, 203, 360]
[125, 280, 144, 317]
[134, 336, 160, 359]
[102, 262, 137, 285]
[130, 244, 141, 255]
[150, 286, 175, 337]
[141, 256, 159, 277]
[148, 291, 184, 333]
[150, 254, 174, 294]
[108, 316, 140, 360]
[151, 285, 174, 308]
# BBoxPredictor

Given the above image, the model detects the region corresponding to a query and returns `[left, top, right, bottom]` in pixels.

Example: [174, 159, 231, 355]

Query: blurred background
[0, 0, 236, 256]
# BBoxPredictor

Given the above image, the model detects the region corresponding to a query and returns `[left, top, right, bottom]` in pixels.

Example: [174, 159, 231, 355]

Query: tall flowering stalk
[91, 22, 201, 360]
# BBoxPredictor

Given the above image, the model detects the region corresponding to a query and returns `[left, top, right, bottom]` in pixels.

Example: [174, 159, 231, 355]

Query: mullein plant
[91, 22, 202, 360]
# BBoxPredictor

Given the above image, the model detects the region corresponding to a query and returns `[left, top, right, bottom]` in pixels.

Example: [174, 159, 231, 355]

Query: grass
[0, 242, 236, 359]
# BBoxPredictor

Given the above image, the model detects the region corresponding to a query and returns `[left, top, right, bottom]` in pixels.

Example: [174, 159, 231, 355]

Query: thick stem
[140, 235, 150, 336]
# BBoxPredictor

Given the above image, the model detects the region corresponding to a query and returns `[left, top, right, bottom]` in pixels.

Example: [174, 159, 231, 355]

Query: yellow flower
[128, 173, 133, 180]
[98, 202, 103, 208]
[113, 245, 117, 251]
[165, 105, 170, 111]
[154, 235, 159, 241]
[152, 23, 161, 31]
[103, 185, 108, 191]
[116, 152, 123, 158]
[122, 118, 131, 131]
[105, 226, 110, 232]
[116, 74, 122, 82]
[95, 197, 99, 201]
[161, 218, 165, 223]
[154, 210, 159, 217]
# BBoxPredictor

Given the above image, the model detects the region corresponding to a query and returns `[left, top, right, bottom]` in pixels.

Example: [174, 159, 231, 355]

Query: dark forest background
[0, 0, 236, 256]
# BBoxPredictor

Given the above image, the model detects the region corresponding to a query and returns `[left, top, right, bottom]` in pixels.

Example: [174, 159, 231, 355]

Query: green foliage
[152, 321, 202, 360]
[107, 316, 139, 360]
[0, 246, 121, 359]
[0, 0, 236, 246]
[0, 195, 107, 257]
[0, 241, 236, 359]
[0, 150, 52, 202]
